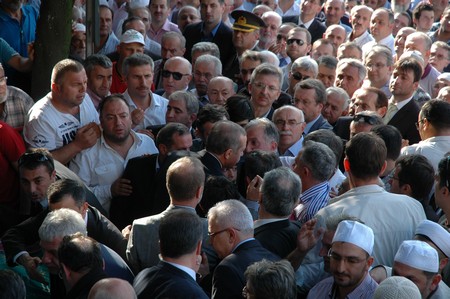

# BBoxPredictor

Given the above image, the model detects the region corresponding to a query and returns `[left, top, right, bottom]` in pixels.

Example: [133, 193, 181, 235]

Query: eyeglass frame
[353, 114, 378, 125]
[0, 76, 7, 84]
[251, 81, 280, 93]
[291, 72, 310, 81]
[327, 248, 368, 265]
[415, 118, 426, 130]
[208, 227, 241, 238]
[274, 119, 305, 127]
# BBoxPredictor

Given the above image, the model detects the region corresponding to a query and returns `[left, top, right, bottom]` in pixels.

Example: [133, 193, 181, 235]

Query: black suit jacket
[388, 99, 421, 145]
[212, 239, 280, 299]
[307, 114, 333, 134]
[183, 21, 236, 76]
[200, 151, 225, 177]
[65, 269, 107, 299]
[333, 116, 352, 142]
[281, 16, 326, 43]
[2, 205, 127, 266]
[110, 154, 169, 230]
[134, 261, 209, 299]
[254, 219, 301, 258]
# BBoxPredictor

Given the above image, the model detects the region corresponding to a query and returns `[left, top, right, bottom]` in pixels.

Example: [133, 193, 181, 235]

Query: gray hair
[326, 86, 349, 111]
[291, 56, 318, 78]
[337, 58, 367, 83]
[169, 90, 199, 115]
[365, 44, 394, 67]
[250, 63, 283, 86]
[260, 50, 280, 67]
[298, 141, 336, 181]
[164, 56, 192, 74]
[317, 55, 338, 69]
[273, 105, 305, 122]
[261, 11, 282, 27]
[191, 42, 220, 59]
[261, 167, 301, 217]
[245, 118, 280, 144]
[123, 53, 154, 76]
[244, 260, 296, 299]
[208, 200, 254, 235]
[161, 31, 186, 49]
[195, 54, 222, 76]
[38, 209, 87, 242]
[83, 54, 112, 75]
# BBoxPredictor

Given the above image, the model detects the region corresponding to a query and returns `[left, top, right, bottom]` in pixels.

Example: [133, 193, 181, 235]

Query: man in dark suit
[200, 120, 247, 178]
[282, 0, 326, 43]
[110, 123, 194, 229]
[133, 210, 209, 299]
[293, 79, 333, 135]
[208, 199, 280, 298]
[2, 179, 128, 286]
[383, 57, 422, 145]
[183, 0, 236, 78]
[255, 167, 301, 258]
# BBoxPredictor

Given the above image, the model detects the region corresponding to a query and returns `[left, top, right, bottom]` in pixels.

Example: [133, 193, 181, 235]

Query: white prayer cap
[99, 0, 109, 6]
[415, 219, 450, 258]
[373, 276, 421, 299]
[72, 23, 86, 33]
[394, 240, 439, 273]
[437, 73, 450, 83]
[129, 0, 150, 9]
[120, 29, 145, 45]
[332, 220, 374, 255]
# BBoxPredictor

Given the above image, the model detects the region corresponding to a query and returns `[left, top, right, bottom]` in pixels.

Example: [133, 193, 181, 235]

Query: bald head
[207, 76, 236, 106]
[324, 25, 347, 48]
[88, 278, 137, 299]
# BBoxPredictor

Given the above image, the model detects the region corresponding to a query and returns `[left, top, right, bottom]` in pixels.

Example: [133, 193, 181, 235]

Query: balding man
[405, 32, 441, 97]
[89, 278, 137, 299]
[207, 76, 236, 106]
[362, 8, 395, 55]
[159, 56, 192, 98]
[191, 54, 222, 104]
[259, 11, 282, 50]
[208, 200, 279, 299]
[348, 5, 374, 48]
[323, 0, 352, 32]
[323, 25, 347, 49]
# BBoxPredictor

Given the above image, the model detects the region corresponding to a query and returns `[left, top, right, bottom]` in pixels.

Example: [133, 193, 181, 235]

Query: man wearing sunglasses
[286, 56, 318, 97]
[283, 27, 312, 91]
[159, 56, 192, 99]
[349, 111, 383, 138]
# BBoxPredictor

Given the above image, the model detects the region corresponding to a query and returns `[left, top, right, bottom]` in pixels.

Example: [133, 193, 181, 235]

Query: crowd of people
[1, 0, 450, 298]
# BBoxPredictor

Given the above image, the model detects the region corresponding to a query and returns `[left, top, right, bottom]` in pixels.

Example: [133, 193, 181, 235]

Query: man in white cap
[392, 240, 443, 299]
[414, 220, 450, 298]
[110, 29, 145, 94]
[307, 220, 378, 298]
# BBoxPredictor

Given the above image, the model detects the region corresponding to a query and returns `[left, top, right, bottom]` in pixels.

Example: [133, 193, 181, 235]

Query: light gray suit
[126, 205, 214, 273]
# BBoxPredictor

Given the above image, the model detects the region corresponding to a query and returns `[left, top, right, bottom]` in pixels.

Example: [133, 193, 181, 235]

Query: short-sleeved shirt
[0, 37, 18, 64]
[24, 93, 99, 150]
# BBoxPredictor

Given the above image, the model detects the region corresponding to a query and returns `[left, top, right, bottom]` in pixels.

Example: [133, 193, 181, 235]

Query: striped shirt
[294, 181, 330, 224]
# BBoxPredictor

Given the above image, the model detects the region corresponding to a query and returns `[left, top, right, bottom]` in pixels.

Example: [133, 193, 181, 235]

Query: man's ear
[344, 158, 351, 172]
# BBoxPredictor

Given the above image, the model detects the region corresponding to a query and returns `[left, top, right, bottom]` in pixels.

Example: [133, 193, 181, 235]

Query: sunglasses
[353, 114, 378, 125]
[18, 152, 50, 167]
[292, 72, 309, 81]
[162, 70, 189, 81]
[287, 38, 305, 46]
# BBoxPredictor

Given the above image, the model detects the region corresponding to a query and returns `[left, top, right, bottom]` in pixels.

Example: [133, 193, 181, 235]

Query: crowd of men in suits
[1, 0, 450, 298]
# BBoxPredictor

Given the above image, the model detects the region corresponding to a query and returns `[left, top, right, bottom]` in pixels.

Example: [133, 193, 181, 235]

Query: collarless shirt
[123, 90, 168, 130]
[307, 273, 378, 299]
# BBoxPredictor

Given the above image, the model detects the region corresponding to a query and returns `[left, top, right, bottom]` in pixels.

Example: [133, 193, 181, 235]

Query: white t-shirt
[24, 93, 99, 150]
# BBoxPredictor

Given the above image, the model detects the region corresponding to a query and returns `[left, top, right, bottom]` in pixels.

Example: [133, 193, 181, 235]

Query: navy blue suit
[255, 219, 301, 258]
[281, 16, 326, 43]
[134, 261, 208, 299]
[307, 114, 333, 135]
[387, 99, 421, 145]
[212, 239, 280, 299]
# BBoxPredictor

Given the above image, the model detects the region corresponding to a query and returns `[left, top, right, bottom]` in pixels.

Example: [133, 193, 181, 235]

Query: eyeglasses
[292, 72, 309, 81]
[287, 38, 305, 46]
[251, 82, 280, 92]
[353, 114, 379, 125]
[415, 118, 425, 130]
[241, 68, 255, 76]
[274, 119, 304, 127]
[328, 249, 367, 264]
[18, 152, 50, 167]
[162, 70, 190, 81]
[0, 76, 7, 84]
[208, 227, 240, 238]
